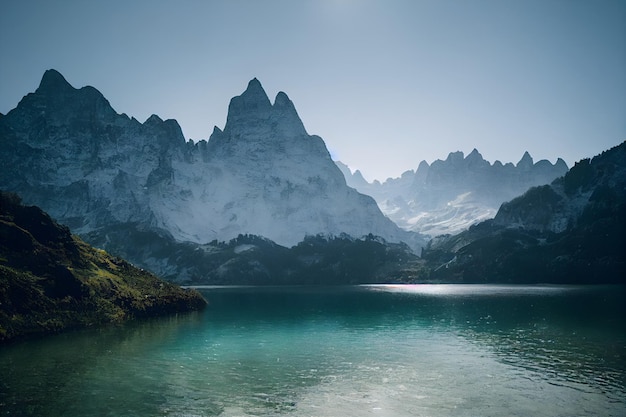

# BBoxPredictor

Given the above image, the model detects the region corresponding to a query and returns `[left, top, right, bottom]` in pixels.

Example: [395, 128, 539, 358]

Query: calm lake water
[1, 284, 625, 417]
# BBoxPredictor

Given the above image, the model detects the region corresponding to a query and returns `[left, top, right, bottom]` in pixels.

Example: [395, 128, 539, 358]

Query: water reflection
[0, 285, 624, 417]
[365, 284, 626, 396]
[0, 312, 206, 416]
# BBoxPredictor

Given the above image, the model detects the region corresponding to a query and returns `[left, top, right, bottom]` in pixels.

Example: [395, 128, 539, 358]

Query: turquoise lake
[1, 284, 625, 416]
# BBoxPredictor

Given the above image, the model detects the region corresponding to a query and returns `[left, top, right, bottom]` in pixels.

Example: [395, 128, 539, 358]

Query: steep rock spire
[466, 148, 483, 161]
[7, 69, 119, 130]
[445, 151, 464, 164]
[517, 151, 534, 169]
[224, 78, 272, 132]
[272, 91, 307, 137]
[212, 78, 316, 161]
[37, 69, 74, 94]
[465, 148, 489, 169]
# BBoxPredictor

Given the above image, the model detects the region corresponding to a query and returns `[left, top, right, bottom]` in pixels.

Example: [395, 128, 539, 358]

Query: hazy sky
[1, 0, 624, 181]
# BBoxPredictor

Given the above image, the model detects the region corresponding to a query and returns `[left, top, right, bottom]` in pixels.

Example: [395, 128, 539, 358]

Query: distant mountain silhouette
[420, 141, 626, 284]
[338, 149, 568, 237]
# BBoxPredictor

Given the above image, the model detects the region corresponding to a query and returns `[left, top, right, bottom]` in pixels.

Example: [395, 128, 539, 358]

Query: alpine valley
[0, 70, 422, 284]
[337, 149, 568, 237]
[0, 70, 624, 285]
[420, 141, 626, 284]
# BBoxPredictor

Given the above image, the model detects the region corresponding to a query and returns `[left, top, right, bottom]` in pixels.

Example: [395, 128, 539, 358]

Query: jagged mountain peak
[422, 142, 626, 284]
[340, 147, 569, 238]
[517, 151, 534, 168]
[142, 114, 186, 137]
[274, 91, 294, 109]
[218, 79, 310, 149]
[6, 69, 118, 129]
[445, 151, 465, 164]
[464, 148, 489, 169]
[466, 148, 483, 160]
[224, 78, 272, 132]
[0, 71, 425, 274]
[237, 78, 271, 108]
[417, 160, 430, 170]
[272, 91, 307, 137]
[37, 69, 73, 93]
[144, 114, 164, 125]
[246, 77, 264, 93]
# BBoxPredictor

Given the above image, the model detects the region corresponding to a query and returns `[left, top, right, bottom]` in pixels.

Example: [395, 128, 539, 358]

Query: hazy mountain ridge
[0, 70, 424, 281]
[3, 70, 621, 286]
[419, 141, 626, 283]
[337, 149, 568, 237]
[0, 191, 206, 342]
[78, 223, 421, 285]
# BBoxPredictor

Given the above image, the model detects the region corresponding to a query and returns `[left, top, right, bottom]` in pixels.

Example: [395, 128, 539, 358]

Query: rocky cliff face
[0, 70, 423, 280]
[338, 149, 568, 237]
[178, 77, 417, 248]
[494, 143, 626, 233]
[0, 69, 187, 236]
[420, 141, 626, 283]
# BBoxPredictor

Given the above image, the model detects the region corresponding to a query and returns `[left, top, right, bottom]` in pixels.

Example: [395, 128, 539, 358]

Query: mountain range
[0, 70, 422, 281]
[421, 141, 626, 283]
[1, 69, 622, 285]
[337, 149, 568, 237]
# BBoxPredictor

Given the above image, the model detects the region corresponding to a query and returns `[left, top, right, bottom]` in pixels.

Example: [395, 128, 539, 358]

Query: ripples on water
[1, 284, 624, 416]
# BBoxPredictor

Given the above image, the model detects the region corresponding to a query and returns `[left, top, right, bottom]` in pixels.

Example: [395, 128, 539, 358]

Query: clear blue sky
[1, 0, 624, 181]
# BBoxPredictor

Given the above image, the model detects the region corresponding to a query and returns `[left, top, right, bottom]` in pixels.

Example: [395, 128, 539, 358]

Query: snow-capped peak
[0, 71, 425, 270]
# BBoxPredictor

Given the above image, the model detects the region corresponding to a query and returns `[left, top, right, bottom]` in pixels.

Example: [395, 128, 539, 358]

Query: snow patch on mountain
[337, 149, 568, 237]
[0, 70, 425, 259]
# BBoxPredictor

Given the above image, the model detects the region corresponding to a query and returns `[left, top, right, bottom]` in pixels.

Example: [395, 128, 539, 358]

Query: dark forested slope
[0, 191, 206, 342]
[420, 142, 626, 284]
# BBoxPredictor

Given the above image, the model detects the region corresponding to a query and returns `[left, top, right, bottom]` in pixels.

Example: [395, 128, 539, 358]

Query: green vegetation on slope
[0, 191, 206, 342]
[86, 226, 423, 285]
[420, 142, 626, 284]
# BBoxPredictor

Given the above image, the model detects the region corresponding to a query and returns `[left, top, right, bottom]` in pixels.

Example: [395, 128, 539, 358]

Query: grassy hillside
[0, 191, 206, 342]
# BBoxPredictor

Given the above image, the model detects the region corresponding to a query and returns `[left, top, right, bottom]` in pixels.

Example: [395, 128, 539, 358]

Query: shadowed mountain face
[420, 142, 626, 284]
[0, 191, 206, 342]
[3, 70, 619, 286]
[338, 149, 568, 237]
[0, 70, 424, 281]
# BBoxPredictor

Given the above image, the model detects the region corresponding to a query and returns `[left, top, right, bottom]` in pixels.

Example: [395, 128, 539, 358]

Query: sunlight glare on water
[0, 285, 624, 417]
